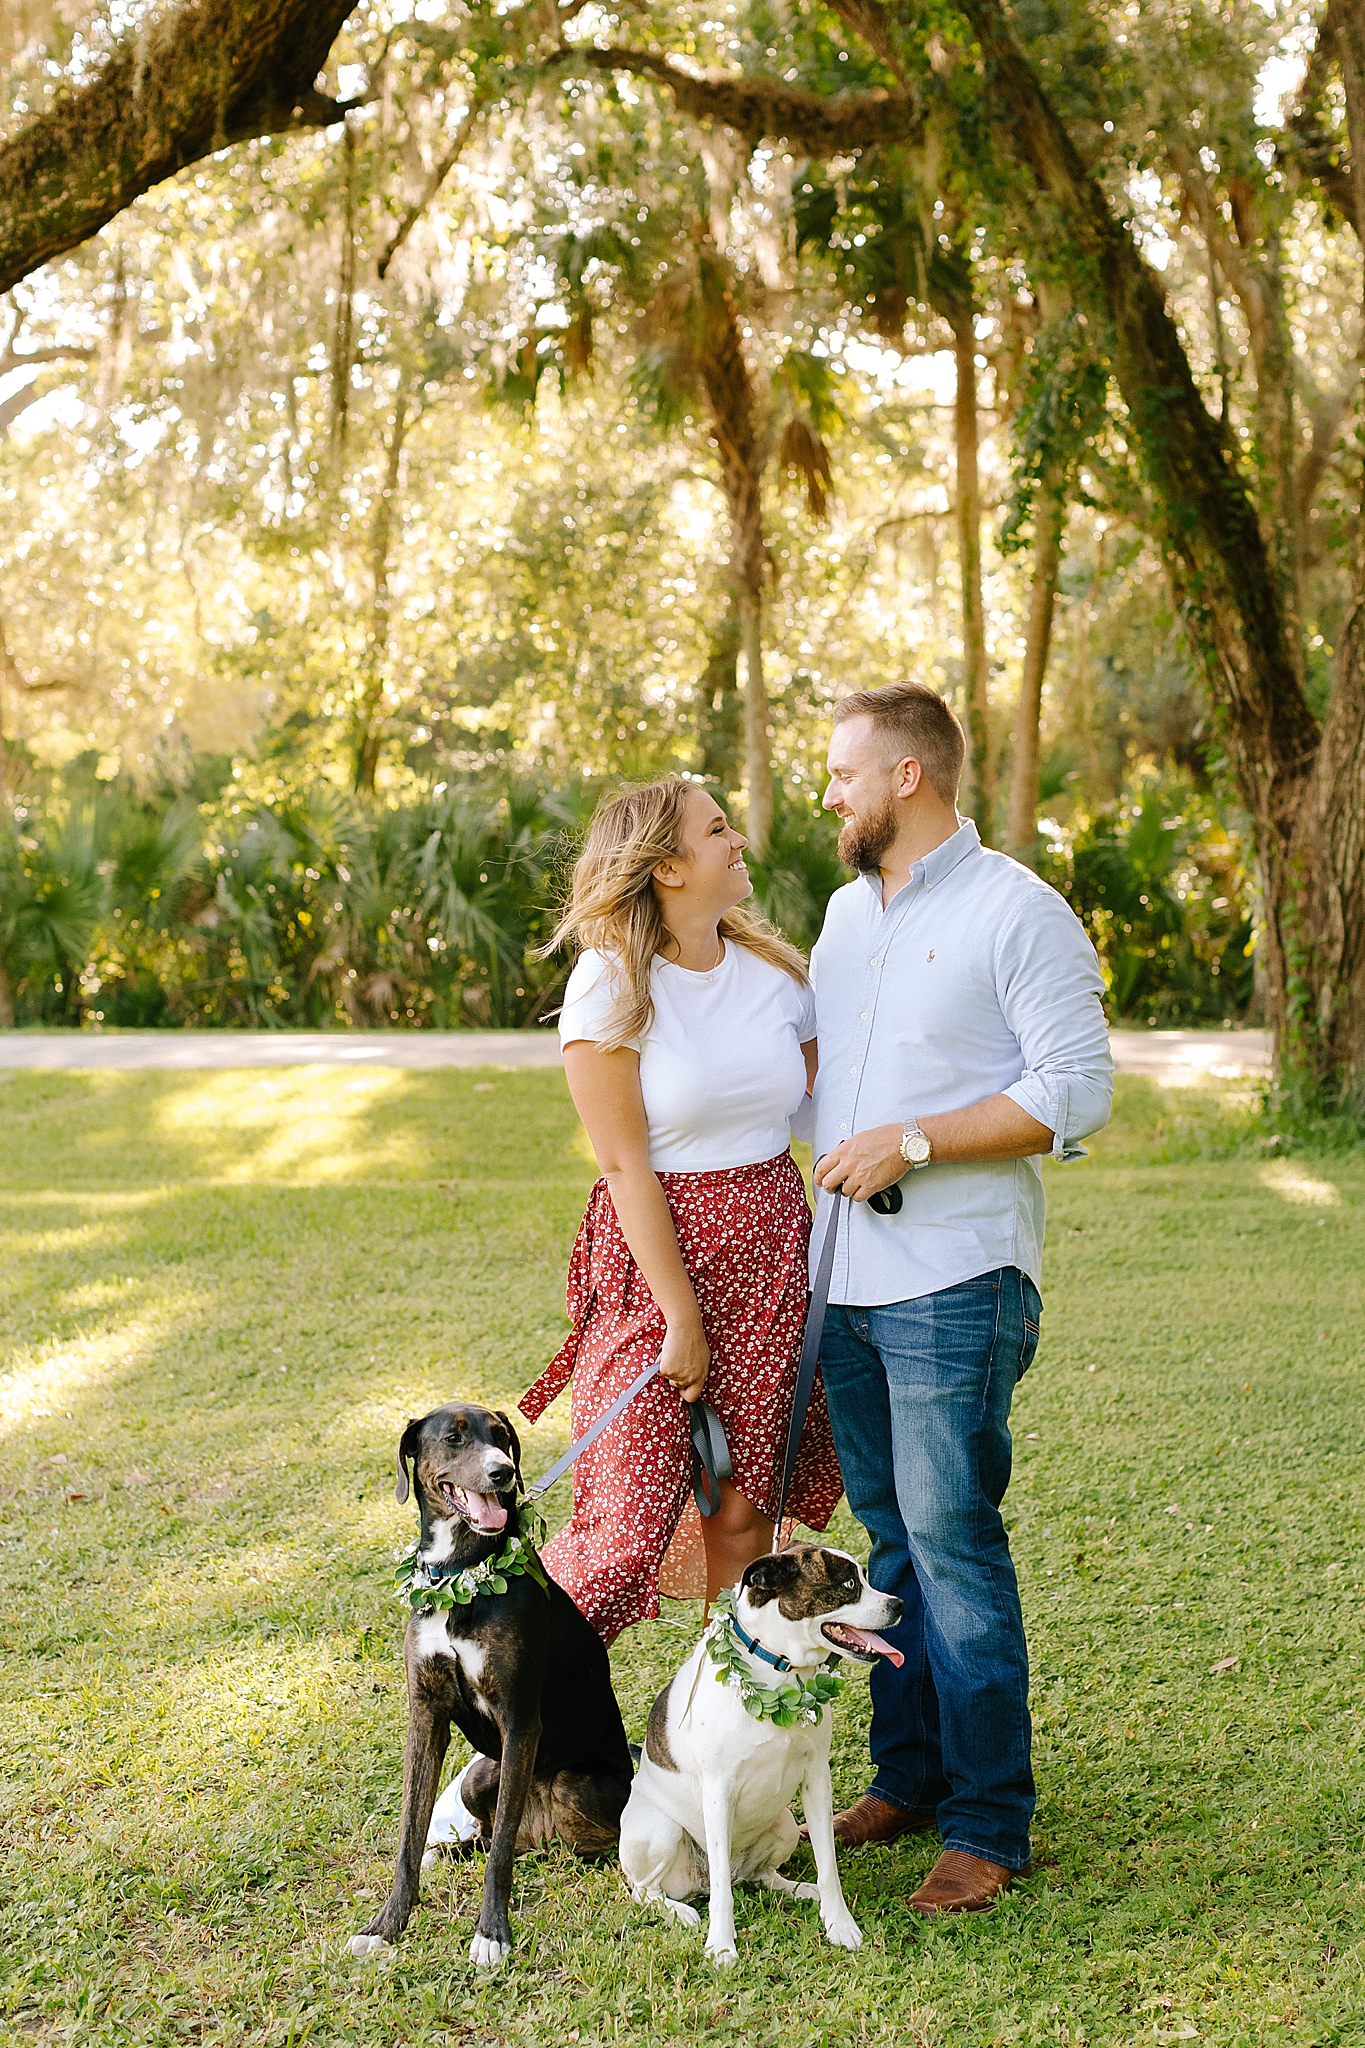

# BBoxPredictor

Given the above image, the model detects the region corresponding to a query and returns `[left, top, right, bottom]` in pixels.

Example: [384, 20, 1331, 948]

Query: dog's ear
[741, 1552, 803, 1606]
[493, 1410, 523, 1489]
[395, 1417, 424, 1504]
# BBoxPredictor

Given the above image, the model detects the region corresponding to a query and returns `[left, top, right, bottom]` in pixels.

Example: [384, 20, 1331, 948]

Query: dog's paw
[660, 1896, 701, 1929]
[469, 1932, 511, 1969]
[789, 1881, 821, 1902]
[347, 1933, 394, 1961]
[822, 1911, 863, 1952]
[704, 1937, 739, 1968]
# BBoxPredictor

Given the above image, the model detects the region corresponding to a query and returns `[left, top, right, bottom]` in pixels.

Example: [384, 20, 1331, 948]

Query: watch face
[906, 1133, 932, 1163]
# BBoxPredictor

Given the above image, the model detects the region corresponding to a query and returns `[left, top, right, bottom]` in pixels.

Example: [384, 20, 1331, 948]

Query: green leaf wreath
[705, 1586, 844, 1728]
[394, 1507, 550, 1617]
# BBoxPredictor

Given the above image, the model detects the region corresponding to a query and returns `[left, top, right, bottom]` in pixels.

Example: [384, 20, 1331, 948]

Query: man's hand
[813, 1124, 906, 1202]
[814, 1099, 1056, 1196]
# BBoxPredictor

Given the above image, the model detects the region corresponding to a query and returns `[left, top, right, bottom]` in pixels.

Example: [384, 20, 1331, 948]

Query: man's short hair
[832, 681, 966, 802]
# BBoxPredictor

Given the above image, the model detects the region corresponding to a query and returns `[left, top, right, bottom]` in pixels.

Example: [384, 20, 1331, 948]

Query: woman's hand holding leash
[658, 1315, 710, 1404]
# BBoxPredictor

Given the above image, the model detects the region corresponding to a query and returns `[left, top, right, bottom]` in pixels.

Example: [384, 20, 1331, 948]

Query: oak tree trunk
[696, 257, 774, 852]
[738, 581, 773, 853]
[949, 310, 994, 842]
[697, 601, 744, 790]
[1292, 597, 1365, 1081]
[1007, 483, 1064, 857]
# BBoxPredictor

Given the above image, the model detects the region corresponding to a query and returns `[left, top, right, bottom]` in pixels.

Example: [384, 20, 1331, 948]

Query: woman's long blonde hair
[545, 777, 808, 1052]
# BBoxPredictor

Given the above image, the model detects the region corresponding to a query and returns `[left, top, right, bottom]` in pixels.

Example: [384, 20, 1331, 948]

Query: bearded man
[807, 680, 1112, 1914]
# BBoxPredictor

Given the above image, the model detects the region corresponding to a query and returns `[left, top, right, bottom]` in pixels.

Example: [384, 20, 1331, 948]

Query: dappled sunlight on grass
[10, 1635, 395, 1830]
[0, 1303, 194, 1439]
[155, 1068, 417, 1185]
[0, 1215, 122, 1260]
[1259, 1160, 1342, 1206]
[325, 1383, 474, 1459]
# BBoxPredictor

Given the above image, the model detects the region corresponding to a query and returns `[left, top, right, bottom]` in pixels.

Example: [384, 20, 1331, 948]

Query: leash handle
[524, 1357, 733, 1514]
[771, 1192, 843, 1548]
[524, 1356, 661, 1499]
[690, 1399, 732, 1518]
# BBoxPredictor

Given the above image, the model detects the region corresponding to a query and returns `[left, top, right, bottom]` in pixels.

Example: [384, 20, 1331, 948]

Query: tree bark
[738, 587, 772, 853]
[1007, 481, 1064, 857]
[697, 600, 744, 790]
[1294, 598, 1365, 1082]
[354, 388, 411, 794]
[331, 115, 359, 461]
[0, 0, 359, 292]
[1289, 1, 1360, 233]
[947, 305, 993, 841]
[695, 256, 774, 850]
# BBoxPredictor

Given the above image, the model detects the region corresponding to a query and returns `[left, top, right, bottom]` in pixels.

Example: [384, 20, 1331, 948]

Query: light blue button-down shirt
[810, 819, 1113, 1306]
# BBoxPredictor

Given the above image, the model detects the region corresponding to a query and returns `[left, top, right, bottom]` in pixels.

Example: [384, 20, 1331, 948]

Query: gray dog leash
[770, 1190, 844, 1548]
[523, 1356, 661, 1501]
[524, 1360, 732, 1514]
[769, 1171, 904, 1544]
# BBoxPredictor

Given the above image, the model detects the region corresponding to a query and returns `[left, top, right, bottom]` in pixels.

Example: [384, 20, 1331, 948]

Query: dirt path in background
[0, 1026, 1272, 1080]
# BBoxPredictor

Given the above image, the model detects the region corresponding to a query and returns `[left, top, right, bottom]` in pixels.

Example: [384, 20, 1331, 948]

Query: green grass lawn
[1, 1064, 1363, 2048]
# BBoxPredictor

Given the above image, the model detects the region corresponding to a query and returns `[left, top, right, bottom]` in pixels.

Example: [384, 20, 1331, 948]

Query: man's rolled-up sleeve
[996, 890, 1114, 1161]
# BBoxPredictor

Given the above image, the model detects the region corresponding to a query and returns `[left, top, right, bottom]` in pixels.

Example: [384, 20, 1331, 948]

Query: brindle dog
[349, 1402, 633, 1967]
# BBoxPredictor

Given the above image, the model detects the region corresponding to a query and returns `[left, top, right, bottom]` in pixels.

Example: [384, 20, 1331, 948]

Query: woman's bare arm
[562, 1040, 710, 1402]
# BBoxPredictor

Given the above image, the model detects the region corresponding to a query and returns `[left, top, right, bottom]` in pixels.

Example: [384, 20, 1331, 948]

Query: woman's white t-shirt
[559, 943, 816, 1172]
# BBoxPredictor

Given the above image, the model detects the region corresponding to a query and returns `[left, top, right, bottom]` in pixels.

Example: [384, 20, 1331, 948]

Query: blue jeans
[820, 1267, 1041, 1871]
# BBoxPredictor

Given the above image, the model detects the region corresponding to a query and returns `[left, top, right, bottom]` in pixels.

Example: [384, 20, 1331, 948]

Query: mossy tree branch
[566, 46, 923, 153]
[0, 0, 362, 293]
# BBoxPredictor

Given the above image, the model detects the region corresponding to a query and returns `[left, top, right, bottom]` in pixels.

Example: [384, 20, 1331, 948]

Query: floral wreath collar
[394, 1506, 550, 1617]
[704, 1586, 844, 1728]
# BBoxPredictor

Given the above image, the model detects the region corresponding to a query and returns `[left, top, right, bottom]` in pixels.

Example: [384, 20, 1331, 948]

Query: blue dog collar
[728, 1611, 793, 1674]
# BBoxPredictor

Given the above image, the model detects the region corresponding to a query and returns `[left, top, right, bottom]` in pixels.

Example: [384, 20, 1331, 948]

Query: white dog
[620, 1543, 904, 1965]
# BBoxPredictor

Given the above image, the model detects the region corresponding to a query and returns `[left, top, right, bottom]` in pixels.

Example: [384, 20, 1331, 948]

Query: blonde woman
[519, 777, 842, 1644]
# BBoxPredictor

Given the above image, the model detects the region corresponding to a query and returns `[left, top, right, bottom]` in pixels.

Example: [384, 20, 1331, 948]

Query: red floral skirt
[520, 1152, 843, 1645]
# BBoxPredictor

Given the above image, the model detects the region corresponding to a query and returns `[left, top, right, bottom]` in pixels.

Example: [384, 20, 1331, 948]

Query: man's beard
[837, 794, 899, 873]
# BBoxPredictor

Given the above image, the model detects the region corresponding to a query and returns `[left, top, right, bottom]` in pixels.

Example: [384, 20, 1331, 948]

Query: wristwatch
[900, 1118, 932, 1169]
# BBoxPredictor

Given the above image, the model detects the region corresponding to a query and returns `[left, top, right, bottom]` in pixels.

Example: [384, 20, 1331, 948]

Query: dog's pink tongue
[465, 1492, 508, 1531]
[846, 1628, 904, 1668]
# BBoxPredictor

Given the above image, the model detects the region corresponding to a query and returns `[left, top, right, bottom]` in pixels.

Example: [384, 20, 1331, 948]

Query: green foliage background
[2, 752, 1257, 1028]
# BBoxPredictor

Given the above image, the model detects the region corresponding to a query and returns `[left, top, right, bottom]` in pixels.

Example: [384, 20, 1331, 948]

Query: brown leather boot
[908, 1848, 1029, 1915]
[798, 1793, 938, 1848]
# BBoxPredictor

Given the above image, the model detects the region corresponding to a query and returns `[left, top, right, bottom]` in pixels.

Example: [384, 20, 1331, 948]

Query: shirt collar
[858, 817, 981, 903]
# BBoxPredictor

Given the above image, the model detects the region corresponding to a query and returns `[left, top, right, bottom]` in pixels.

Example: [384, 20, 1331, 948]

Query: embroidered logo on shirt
[927, 949, 935, 962]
